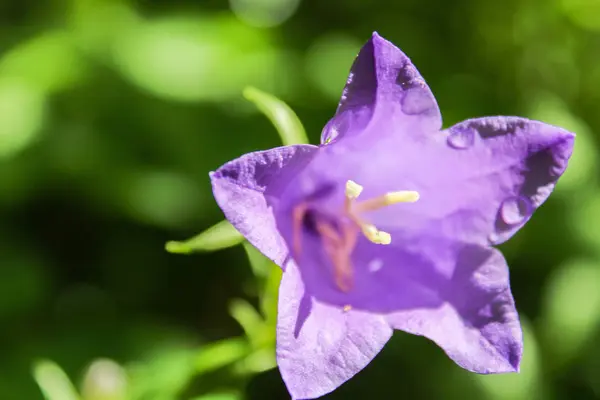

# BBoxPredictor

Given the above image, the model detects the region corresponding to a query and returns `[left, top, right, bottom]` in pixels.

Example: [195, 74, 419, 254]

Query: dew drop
[447, 127, 475, 149]
[368, 258, 383, 272]
[500, 196, 532, 225]
[401, 89, 433, 115]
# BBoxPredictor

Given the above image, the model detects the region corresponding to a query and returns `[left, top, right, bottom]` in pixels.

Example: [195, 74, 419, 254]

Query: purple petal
[443, 117, 574, 244]
[321, 32, 442, 144]
[387, 245, 522, 373]
[210, 145, 317, 266]
[276, 260, 392, 400]
[299, 116, 574, 248]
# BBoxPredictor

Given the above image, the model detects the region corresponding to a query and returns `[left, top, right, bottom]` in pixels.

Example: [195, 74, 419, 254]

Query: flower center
[292, 180, 419, 292]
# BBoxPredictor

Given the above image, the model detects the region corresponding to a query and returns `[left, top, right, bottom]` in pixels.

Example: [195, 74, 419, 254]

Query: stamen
[344, 180, 419, 246]
[343, 305, 352, 312]
[345, 180, 363, 199]
[292, 180, 418, 294]
[361, 224, 391, 245]
[354, 190, 420, 213]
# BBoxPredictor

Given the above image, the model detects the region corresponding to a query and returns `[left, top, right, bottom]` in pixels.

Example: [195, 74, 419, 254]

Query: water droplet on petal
[368, 258, 383, 272]
[500, 196, 532, 225]
[447, 127, 476, 149]
[401, 89, 433, 115]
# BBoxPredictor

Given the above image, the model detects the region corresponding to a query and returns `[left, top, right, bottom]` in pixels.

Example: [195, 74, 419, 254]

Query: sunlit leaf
[189, 392, 241, 400]
[242, 242, 281, 327]
[230, 0, 301, 28]
[127, 344, 196, 400]
[567, 190, 600, 254]
[194, 338, 250, 374]
[242, 241, 272, 279]
[81, 359, 128, 400]
[32, 359, 80, 400]
[261, 264, 282, 327]
[305, 34, 362, 100]
[0, 30, 86, 93]
[233, 347, 277, 375]
[229, 299, 266, 347]
[112, 16, 286, 102]
[166, 220, 243, 254]
[560, 0, 600, 31]
[541, 258, 600, 368]
[0, 79, 46, 159]
[243, 86, 308, 145]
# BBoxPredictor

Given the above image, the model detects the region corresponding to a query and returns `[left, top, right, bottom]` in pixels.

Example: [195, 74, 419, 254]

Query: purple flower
[210, 33, 575, 399]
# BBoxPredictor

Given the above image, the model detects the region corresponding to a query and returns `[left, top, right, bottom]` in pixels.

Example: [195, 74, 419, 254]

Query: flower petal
[321, 32, 442, 144]
[276, 260, 392, 400]
[387, 245, 523, 373]
[442, 116, 575, 245]
[304, 116, 574, 248]
[210, 144, 317, 266]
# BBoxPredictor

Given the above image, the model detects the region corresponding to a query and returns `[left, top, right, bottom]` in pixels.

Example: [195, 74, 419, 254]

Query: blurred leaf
[166, 220, 243, 254]
[189, 392, 241, 400]
[194, 338, 250, 374]
[568, 190, 600, 253]
[230, 0, 300, 28]
[243, 86, 308, 145]
[128, 345, 196, 400]
[233, 347, 277, 375]
[560, 0, 600, 31]
[0, 30, 86, 93]
[67, 0, 140, 56]
[0, 249, 47, 318]
[261, 264, 282, 327]
[32, 360, 80, 400]
[120, 170, 205, 229]
[229, 299, 266, 347]
[541, 258, 600, 368]
[242, 242, 281, 328]
[0, 79, 46, 159]
[242, 241, 272, 279]
[81, 359, 128, 400]
[112, 15, 287, 102]
[305, 34, 362, 100]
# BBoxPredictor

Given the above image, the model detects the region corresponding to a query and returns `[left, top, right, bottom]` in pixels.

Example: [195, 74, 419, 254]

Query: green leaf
[233, 347, 277, 375]
[261, 265, 282, 327]
[189, 392, 241, 400]
[165, 220, 243, 254]
[242, 241, 272, 279]
[194, 338, 250, 374]
[243, 86, 309, 145]
[229, 299, 267, 347]
[32, 359, 80, 400]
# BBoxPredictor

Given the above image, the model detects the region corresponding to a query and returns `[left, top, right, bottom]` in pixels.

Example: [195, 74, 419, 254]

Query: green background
[1, 0, 599, 399]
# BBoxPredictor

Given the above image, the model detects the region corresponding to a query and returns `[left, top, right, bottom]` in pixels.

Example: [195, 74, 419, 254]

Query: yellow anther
[354, 189, 420, 213]
[343, 305, 352, 312]
[384, 190, 420, 204]
[361, 224, 392, 245]
[345, 180, 363, 199]
[373, 230, 391, 245]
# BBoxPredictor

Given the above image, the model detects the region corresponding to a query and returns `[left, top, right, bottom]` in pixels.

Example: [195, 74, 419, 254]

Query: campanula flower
[210, 33, 575, 399]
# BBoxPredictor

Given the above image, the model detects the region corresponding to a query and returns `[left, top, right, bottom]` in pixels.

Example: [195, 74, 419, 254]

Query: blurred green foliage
[0, 0, 598, 399]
